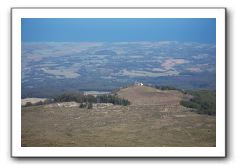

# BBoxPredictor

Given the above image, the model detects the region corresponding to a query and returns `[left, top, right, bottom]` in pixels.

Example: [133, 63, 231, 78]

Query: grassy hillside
[21, 85, 216, 147]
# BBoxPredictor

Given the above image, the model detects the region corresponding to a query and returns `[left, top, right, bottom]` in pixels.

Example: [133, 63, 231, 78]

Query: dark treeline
[145, 84, 178, 91]
[23, 93, 130, 108]
[53, 93, 130, 106]
[180, 90, 216, 116]
[154, 85, 178, 91]
[148, 84, 216, 116]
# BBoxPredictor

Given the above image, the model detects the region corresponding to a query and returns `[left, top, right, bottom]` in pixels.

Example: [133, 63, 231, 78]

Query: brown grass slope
[21, 85, 215, 147]
[117, 85, 184, 105]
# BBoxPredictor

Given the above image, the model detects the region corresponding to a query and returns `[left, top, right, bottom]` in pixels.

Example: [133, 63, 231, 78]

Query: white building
[135, 82, 144, 86]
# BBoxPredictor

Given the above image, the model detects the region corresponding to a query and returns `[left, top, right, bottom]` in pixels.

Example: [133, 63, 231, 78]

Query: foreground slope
[22, 86, 215, 147]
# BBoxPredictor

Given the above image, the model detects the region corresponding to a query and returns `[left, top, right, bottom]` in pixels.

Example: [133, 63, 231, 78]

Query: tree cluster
[23, 92, 130, 108]
[180, 90, 216, 116]
[154, 85, 178, 91]
[53, 93, 130, 107]
[79, 102, 93, 109]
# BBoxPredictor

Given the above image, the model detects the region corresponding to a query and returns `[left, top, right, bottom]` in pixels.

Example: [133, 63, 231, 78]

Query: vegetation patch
[180, 90, 216, 115]
[154, 85, 179, 91]
[53, 93, 130, 106]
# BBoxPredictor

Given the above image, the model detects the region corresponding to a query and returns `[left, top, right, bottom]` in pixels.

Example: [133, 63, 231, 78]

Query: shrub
[79, 103, 87, 108]
[87, 102, 93, 109]
[24, 102, 33, 107]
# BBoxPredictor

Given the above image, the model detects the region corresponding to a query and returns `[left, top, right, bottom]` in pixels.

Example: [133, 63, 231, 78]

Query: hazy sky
[21, 18, 216, 43]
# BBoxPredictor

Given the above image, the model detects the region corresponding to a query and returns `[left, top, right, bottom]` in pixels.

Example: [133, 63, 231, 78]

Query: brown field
[21, 86, 216, 147]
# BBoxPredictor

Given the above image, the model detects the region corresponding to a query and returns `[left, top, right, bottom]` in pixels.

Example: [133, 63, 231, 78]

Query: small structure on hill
[134, 81, 144, 86]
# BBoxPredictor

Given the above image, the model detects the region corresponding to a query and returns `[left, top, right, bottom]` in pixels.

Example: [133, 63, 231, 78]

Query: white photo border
[11, 8, 226, 157]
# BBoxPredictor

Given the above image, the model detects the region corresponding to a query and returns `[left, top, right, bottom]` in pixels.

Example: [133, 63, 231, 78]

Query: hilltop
[21, 85, 215, 147]
[117, 85, 185, 105]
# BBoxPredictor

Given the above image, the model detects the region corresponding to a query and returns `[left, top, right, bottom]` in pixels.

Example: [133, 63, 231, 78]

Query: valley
[21, 41, 216, 98]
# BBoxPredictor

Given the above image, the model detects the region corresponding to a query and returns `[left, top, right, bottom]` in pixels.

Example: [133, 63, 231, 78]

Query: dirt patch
[45, 102, 80, 108]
